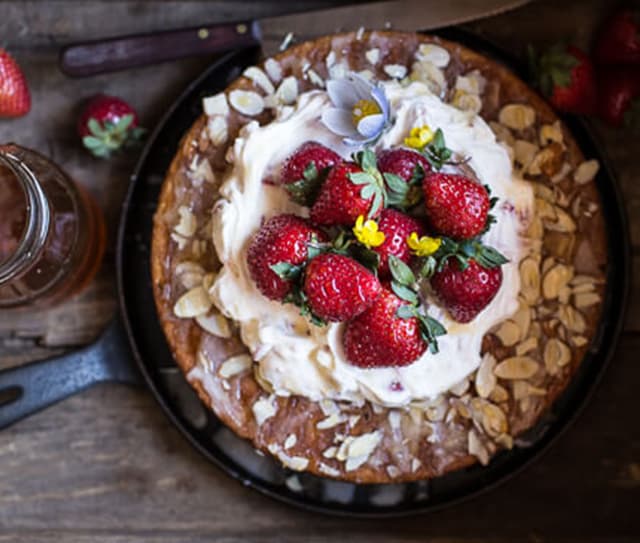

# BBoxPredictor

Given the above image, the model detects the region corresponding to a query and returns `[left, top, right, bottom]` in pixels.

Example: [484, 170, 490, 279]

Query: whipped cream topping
[208, 81, 534, 408]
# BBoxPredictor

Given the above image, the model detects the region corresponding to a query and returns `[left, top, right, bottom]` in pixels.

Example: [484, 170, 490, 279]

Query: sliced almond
[275, 76, 298, 105]
[551, 162, 572, 185]
[489, 121, 515, 147]
[494, 357, 539, 380]
[317, 463, 340, 478]
[316, 413, 345, 430]
[264, 58, 282, 83]
[365, 48, 380, 64]
[574, 159, 600, 185]
[323, 446, 337, 459]
[544, 338, 571, 372]
[416, 43, 451, 67]
[196, 311, 231, 338]
[219, 354, 252, 378]
[574, 291, 601, 308]
[539, 121, 564, 146]
[307, 69, 325, 88]
[571, 274, 602, 287]
[489, 384, 509, 403]
[481, 402, 508, 437]
[343, 431, 382, 471]
[516, 336, 538, 356]
[174, 206, 197, 238]
[545, 207, 576, 233]
[229, 89, 264, 116]
[410, 60, 446, 95]
[243, 66, 275, 94]
[494, 320, 521, 347]
[527, 142, 564, 177]
[512, 299, 532, 339]
[252, 396, 276, 426]
[513, 380, 547, 400]
[455, 70, 486, 95]
[468, 430, 489, 465]
[514, 140, 539, 169]
[278, 452, 308, 472]
[283, 434, 297, 450]
[384, 64, 408, 79]
[520, 258, 541, 305]
[558, 304, 586, 334]
[498, 103, 536, 131]
[202, 93, 229, 117]
[173, 286, 211, 318]
[543, 263, 574, 299]
[207, 116, 228, 146]
[449, 378, 470, 397]
[476, 353, 497, 398]
[573, 335, 589, 347]
[452, 89, 482, 114]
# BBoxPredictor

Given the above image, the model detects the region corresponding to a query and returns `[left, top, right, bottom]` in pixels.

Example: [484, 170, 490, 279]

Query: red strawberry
[597, 67, 640, 127]
[247, 214, 323, 301]
[303, 253, 381, 322]
[374, 209, 426, 278]
[343, 288, 427, 368]
[0, 49, 30, 118]
[310, 162, 382, 226]
[422, 172, 490, 240]
[78, 94, 145, 158]
[279, 141, 341, 205]
[430, 258, 502, 323]
[594, 9, 640, 65]
[531, 45, 597, 115]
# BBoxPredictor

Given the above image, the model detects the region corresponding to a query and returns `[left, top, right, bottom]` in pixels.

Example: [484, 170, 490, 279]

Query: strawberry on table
[343, 288, 428, 368]
[0, 48, 30, 118]
[597, 67, 640, 127]
[303, 253, 381, 322]
[310, 149, 386, 226]
[422, 172, 490, 240]
[78, 94, 145, 158]
[247, 214, 324, 302]
[279, 141, 341, 205]
[371, 209, 426, 279]
[430, 258, 503, 323]
[530, 44, 597, 115]
[594, 9, 640, 65]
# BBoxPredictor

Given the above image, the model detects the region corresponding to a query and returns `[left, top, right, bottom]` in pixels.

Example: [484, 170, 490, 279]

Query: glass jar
[0, 143, 106, 308]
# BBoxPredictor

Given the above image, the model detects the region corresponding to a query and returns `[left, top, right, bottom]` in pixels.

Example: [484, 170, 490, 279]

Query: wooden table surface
[0, 1, 638, 541]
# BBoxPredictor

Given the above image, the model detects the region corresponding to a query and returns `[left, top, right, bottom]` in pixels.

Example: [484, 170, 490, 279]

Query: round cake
[151, 31, 607, 483]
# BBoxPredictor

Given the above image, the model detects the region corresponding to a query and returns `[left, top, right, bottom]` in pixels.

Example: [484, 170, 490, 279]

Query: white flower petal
[356, 113, 384, 138]
[326, 79, 359, 109]
[322, 108, 357, 137]
[349, 72, 375, 101]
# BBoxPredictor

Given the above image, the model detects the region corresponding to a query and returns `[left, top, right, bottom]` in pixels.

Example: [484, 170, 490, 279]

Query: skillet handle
[0, 317, 141, 430]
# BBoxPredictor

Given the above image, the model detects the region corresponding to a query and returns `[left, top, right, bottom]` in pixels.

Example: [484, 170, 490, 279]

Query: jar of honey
[0, 143, 106, 308]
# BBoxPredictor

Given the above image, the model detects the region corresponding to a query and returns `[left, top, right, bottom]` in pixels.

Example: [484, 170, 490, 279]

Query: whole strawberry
[0, 49, 30, 118]
[374, 209, 425, 278]
[303, 253, 381, 321]
[430, 258, 503, 323]
[377, 148, 430, 208]
[247, 214, 323, 301]
[422, 172, 490, 240]
[343, 288, 427, 368]
[530, 44, 597, 114]
[279, 141, 341, 205]
[310, 149, 386, 226]
[597, 67, 640, 127]
[78, 94, 145, 158]
[594, 9, 640, 65]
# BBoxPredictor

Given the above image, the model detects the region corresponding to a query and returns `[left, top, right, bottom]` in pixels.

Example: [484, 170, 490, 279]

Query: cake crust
[151, 31, 607, 483]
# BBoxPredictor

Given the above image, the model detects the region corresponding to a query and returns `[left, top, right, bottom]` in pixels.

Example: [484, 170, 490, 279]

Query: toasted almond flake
[489, 384, 509, 403]
[196, 311, 231, 338]
[574, 159, 600, 185]
[416, 43, 450, 67]
[218, 354, 252, 379]
[573, 335, 588, 347]
[558, 285, 571, 304]
[279, 32, 294, 51]
[425, 401, 447, 422]
[356, 26, 365, 40]
[489, 121, 515, 147]
[527, 142, 564, 177]
[574, 291, 601, 308]
[543, 264, 574, 299]
[513, 380, 547, 400]
[536, 197, 557, 220]
[513, 139, 538, 170]
[347, 431, 382, 458]
[202, 93, 229, 117]
[264, 58, 282, 83]
[345, 455, 370, 472]
[229, 89, 264, 116]
[170, 232, 188, 250]
[384, 465, 399, 479]
[319, 399, 339, 416]
[545, 207, 576, 233]
[494, 320, 521, 347]
[173, 286, 211, 318]
[365, 48, 380, 64]
[207, 115, 228, 146]
[499, 103, 535, 130]
[475, 354, 497, 398]
[494, 356, 539, 380]
[542, 256, 555, 275]
[571, 274, 602, 287]
[452, 89, 482, 113]
[410, 60, 446, 95]
[174, 206, 197, 238]
[283, 434, 297, 450]
[278, 452, 308, 471]
[468, 430, 489, 465]
[449, 378, 470, 396]
[316, 413, 345, 430]
[323, 446, 337, 459]
[388, 410, 402, 431]
[558, 304, 586, 334]
[318, 463, 340, 477]
[480, 402, 508, 436]
[551, 162, 572, 184]
[384, 64, 407, 79]
[539, 121, 564, 146]
[275, 76, 298, 105]
[411, 458, 422, 472]
[307, 69, 325, 88]
[516, 336, 538, 356]
[252, 396, 276, 426]
[520, 258, 541, 305]
[325, 50, 336, 68]
[495, 433, 514, 449]
[545, 338, 571, 371]
[455, 70, 486, 94]
[242, 67, 273, 95]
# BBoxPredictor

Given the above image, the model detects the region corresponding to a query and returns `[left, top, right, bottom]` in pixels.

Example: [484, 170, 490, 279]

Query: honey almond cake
[151, 31, 606, 483]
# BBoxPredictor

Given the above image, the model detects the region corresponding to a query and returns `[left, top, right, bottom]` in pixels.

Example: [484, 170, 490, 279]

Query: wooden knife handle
[59, 20, 261, 77]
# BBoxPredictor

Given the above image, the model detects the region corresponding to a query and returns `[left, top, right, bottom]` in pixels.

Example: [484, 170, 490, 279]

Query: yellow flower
[404, 125, 435, 150]
[406, 232, 442, 257]
[352, 99, 382, 125]
[353, 215, 386, 248]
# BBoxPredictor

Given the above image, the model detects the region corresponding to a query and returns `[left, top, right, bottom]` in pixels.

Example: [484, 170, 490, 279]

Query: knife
[59, 0, 530, 77]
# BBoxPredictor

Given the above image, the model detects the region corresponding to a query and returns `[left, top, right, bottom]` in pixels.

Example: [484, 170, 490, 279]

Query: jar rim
[0, 148, 50, 284]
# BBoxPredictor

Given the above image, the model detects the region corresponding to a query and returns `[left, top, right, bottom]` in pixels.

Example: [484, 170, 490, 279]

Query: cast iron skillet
[0, 28, 630, 517]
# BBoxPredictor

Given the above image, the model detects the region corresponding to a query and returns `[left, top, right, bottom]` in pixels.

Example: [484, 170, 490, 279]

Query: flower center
[352, 99, 381, 125]
[404, 125, 435, 150]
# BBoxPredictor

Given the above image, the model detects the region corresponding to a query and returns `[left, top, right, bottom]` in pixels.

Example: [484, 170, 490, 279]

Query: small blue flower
[321, 72, 390, 146]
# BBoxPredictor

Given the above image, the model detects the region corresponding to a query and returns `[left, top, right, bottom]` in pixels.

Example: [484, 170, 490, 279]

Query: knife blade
[59, 0, 530, 77]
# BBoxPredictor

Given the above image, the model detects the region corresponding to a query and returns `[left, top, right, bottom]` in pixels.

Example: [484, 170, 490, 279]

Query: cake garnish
[352, 215, 385, 249]
[377, 148, 429, 209]
[321, 72, 390, 145]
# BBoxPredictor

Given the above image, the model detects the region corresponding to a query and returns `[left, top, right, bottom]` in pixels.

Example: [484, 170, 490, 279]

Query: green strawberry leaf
[270, 262, 303, 280]
[348, 172, 374, 185]
[422, 128, 453, 170]
[391, 281, 418, 304]
[87, 118, 107, 138]
[285, 163, 331, 206]
[360, 184, 375, 199]
[418, 314, 447, 354]
[388, 255, 416, 286]
[82, 135, 104, 149]
[419, 255, 437, 278]
[383, 172, 407, 193]
[349, 243, 380, 274]
[395, 304, 416, 319]
[115, 114, 134, 133]
[474, 244, 509, 268]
